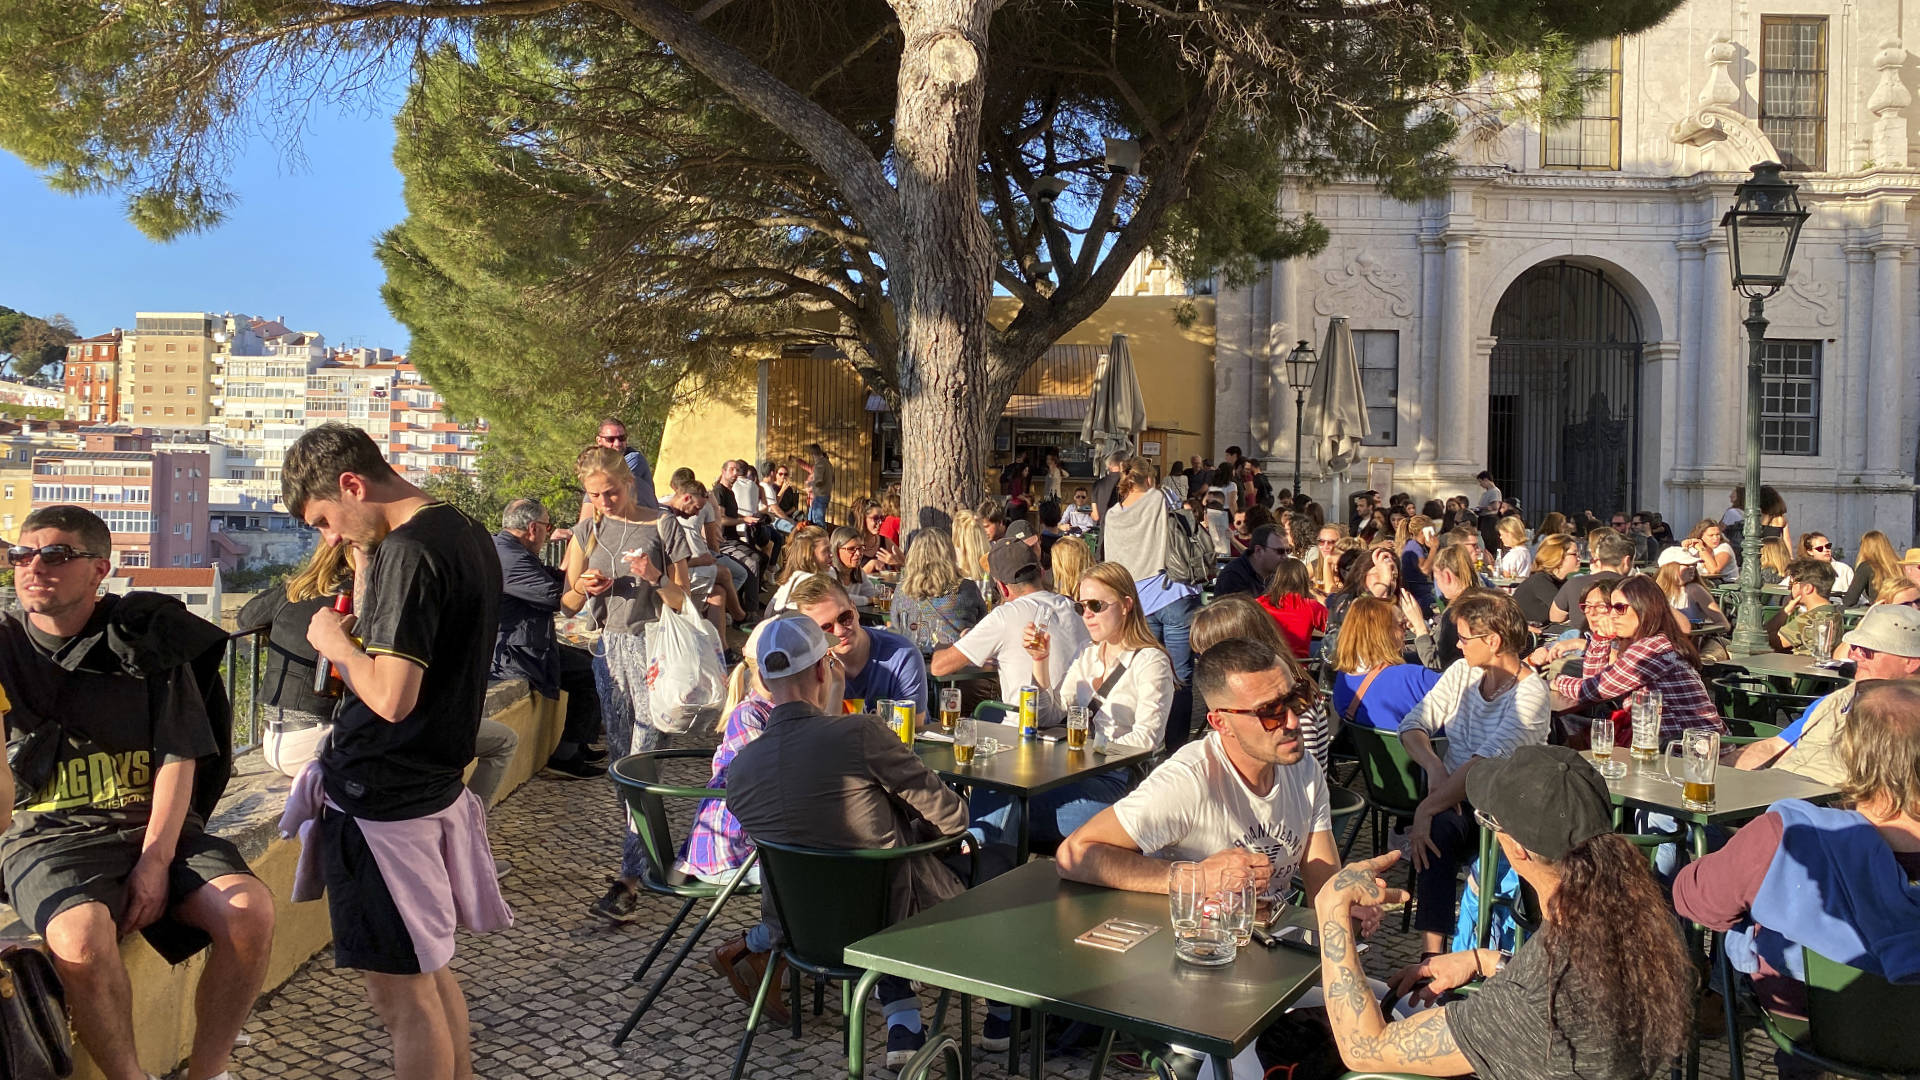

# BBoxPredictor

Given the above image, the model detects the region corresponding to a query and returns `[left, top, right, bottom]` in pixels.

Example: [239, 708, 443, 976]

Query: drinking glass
[1630, 691, 1663, 762]
[1811, 620, 1833, 660]
[1066, 704, 1090, 751]
[952, 717, 979, 766]
[1589, 716, 1626, 780]
[939, 687, 962, 734]
[1663, 728, 1720, 811]
[1169, 861, 1236, 966]
[1219, 866, 1255, 947]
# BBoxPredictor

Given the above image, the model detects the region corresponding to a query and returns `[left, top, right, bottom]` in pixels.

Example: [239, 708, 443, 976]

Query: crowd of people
[6, 424, 1918, 1080]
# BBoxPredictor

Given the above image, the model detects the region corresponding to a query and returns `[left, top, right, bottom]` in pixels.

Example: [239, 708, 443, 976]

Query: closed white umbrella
[1303, 316, 1373, 479]
[1081, 333, 1146, 459]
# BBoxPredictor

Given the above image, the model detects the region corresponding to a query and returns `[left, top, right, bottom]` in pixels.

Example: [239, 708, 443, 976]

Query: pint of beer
[1066, 704, 1090, 751]
[1663, 727, 1720, 811]
[939, 687, 961, 734]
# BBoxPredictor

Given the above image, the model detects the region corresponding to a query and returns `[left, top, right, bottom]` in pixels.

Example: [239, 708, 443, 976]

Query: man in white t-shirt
[931, 539, 1088, 703]
[1473, 471, 1502, 513]
[1058, 637, 1339, 908]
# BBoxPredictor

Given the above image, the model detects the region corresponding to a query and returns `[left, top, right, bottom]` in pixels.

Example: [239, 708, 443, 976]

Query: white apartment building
[1215, 2, 1920, 545]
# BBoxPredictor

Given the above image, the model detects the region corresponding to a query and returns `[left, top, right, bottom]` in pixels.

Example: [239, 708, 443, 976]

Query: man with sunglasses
[1767, 557, 1840, 657]
[1212, 524, 1288, 600]
[0, 505, 275, 1080]
[1727, 605, 1920, 785]
[595, 415, 659, 510]
[786, 575, 928, 716]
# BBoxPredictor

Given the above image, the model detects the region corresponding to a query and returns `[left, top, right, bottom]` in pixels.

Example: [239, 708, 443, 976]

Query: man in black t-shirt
[286, 423, 508, 1079]
[0, 505, 274, 1080]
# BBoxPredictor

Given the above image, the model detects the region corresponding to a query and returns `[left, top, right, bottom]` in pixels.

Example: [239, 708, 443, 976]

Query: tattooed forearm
[1345, 1008, 1463, 1068]
[1320, 919, 1350, 963]
[1326, 963, 1372, 1019]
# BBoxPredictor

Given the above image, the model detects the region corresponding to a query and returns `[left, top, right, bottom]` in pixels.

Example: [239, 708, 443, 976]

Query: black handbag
[0, 945, 72, 1079]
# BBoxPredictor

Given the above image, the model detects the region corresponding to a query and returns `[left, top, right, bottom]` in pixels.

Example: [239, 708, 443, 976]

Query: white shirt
[953, 589, 1090, 704]
[1042, 644, 1175, 754]
[1113, 732, 1332, 904]
[1062, 504, 1096, 532]
[732, 477, 762, 515]
[766, 570, 823, 613]
[1495, 545, 1533, 579]
[1828, 560, 1855, 595]
[1709, 542, 1739, 583]
[1398, 660, 1550, 773]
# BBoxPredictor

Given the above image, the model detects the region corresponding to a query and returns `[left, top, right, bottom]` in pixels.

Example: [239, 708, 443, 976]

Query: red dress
[1256, 593, 1329, 659]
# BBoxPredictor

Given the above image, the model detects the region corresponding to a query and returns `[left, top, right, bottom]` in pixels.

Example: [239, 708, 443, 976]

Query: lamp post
[1721, 162, 1809, 656]
[1286, 339, 1319, 497]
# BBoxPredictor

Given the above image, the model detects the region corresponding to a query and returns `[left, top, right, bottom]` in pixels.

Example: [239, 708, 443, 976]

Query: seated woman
[1050, 534, 1091, 601]
[1257, 556, 1328, 660]
[981, 562, 1176, 848]
[1191, 594, 1333, 768]
[1683, 518, 1739, 584]
[829, 525, 884, 603]
[1397, 591, 1551, 956]
[1760, 535, 1792, 586]
[234, 541, 353, 777]
[887, 527, 986, 648]
[854, 497, 902, 573]
[1400, 515, 1439, 616]
[764, 524, 831, 612]
[1533, 575, 1727, 737]
[951, 510, 993, 599]
[1492, 516, 1533, 579]
[1512, 534, 1579, 627]
[1654, 547, 1728, 630]
[1326, 541, 1401, 642]
[1329, 596, 1443, 733]
[1405, 544, 1483, 671]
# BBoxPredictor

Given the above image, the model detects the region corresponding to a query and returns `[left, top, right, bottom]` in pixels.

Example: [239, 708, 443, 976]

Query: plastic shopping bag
[643, 603, 726, 734]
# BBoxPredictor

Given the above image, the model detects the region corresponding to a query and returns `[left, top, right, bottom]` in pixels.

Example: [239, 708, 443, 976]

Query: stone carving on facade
[1669, 33, 1784, 171]
[1315, 251, 1414, 318]
[1778, 267, 1840, 328]
[1867, 41, 1911, 167]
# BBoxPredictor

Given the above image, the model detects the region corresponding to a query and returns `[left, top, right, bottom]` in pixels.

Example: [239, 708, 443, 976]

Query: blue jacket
[490, 530, 563, 697]
[1727, 799, 1920, 984]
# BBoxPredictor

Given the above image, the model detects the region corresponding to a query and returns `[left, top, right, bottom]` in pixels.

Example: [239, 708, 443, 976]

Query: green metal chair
[1342, 725, 1431, 931]
[1719, 717, 1785, 747]
[971, 699, 1015, 724]
[896, 1032, 965, 1080]
[608, 750, 761, 1047]
[1727, 941, 1920, 1080]
[730, 834, 976, 1080]
[1330, 785, 1369, 860]
[1712, 673, 1820, 729]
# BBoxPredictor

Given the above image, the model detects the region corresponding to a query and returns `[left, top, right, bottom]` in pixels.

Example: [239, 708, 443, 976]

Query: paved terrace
[230, 730, 1776, 1079]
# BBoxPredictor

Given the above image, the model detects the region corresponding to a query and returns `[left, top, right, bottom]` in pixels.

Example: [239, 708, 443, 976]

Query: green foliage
[0, 403, 64, 421]
[0, 306, 76, 380]
[220, 561, 298, 593]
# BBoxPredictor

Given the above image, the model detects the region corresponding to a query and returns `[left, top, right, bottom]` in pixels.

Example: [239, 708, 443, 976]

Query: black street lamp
[1286, 339, 1318, 497]
[1721, 161, 1809, 655]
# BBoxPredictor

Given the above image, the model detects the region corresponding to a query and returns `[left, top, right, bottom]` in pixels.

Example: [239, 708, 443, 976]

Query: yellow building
[119, 312, 219, 427]
[0, 462, 32, 541]
[657, 293, 1216, 522]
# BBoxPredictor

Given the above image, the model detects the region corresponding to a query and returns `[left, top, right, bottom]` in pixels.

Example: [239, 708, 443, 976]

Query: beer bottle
[312, 587, 356, 696]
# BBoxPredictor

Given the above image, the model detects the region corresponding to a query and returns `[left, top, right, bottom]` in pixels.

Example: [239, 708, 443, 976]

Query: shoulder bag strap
[1344, 666, 1386, 722]
[1083, 654, 1132, 720]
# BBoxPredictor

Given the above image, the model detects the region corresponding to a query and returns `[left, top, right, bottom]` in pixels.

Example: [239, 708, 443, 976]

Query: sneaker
[579, 746, 608, 765]
[543, 755, 601, 780]
[979, 1013, 1012, 1053]
[589, 881, 641, 924]
[885, 1025, 925, 1069]
[494, 858, 512, 880]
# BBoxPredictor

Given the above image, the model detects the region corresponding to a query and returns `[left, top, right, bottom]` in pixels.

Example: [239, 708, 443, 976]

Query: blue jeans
[971, 770, 1131, 851]
[807, 494, 829, 525]
[1146, 592, 1201, 750]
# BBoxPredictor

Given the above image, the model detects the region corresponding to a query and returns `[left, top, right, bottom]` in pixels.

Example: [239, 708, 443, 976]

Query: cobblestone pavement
[234, 738, 1775, 1079]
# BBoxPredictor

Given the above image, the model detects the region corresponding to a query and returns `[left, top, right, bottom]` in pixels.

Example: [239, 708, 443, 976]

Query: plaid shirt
[678, 694, 773, 880]
[1552, 634, 1726, 741]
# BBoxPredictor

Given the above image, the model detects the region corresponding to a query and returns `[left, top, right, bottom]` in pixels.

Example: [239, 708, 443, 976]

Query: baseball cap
[1464, 745, 1613, 862]
[1842, 604, 1920, 658]
[1656, 547, 1700, 568]
[754, 613, 832, 677]
[987, 537, 1039, 584]
[1004, 518, 1035, 541]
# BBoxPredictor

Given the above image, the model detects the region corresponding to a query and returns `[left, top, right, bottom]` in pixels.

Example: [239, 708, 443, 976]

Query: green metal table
[915, 731, 1149, 864]
[1590, 748, 1838, 854]
[843, 860, 1323, 1080]
[1716, 651, 1852, 688]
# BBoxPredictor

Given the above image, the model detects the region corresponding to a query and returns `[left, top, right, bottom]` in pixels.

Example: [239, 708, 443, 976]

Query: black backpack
[1163, 507, 1216, 587]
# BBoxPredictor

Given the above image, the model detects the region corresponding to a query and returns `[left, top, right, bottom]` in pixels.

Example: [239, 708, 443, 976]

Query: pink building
[31, 427, 211, 568]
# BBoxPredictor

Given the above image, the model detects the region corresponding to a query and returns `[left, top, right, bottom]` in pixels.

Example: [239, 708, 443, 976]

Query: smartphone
[1266, 923, 1369, 955]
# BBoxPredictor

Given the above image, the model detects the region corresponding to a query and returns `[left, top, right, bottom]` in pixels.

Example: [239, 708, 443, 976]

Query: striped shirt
[1399, 660, 1550, 772]
[1551, 634, 1726, 741]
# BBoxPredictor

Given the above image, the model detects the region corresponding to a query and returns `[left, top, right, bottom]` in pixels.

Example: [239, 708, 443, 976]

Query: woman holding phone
[562, 445, 693, 924]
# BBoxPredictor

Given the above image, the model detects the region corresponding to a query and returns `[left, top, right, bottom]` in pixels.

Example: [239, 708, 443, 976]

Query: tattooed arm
[1313, 852, 1475, 1076]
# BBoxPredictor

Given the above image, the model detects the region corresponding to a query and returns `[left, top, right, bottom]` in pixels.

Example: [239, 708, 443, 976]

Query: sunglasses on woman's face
[1608, 601, 1634, 614]
[1810, 544, 1832, 553]
[1073, 598, 1116, 616]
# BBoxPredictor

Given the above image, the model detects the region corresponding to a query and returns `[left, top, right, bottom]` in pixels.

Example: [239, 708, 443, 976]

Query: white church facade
[1214, 0, 1920, 545]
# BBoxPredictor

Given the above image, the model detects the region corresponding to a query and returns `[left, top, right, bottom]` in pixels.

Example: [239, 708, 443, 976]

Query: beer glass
[939, 687, 961, 734]
[1630, 690, 1663, 762]
[1663, 728, 1720, 811]
[1066, 704, 1090, 751]
[1169, 861, 1236, 966]
[1811, 619, 1833, 660]
[1589, 716, 1626, 780]
[952, 717, 979, 765]
[1218, 866, 1255, 947]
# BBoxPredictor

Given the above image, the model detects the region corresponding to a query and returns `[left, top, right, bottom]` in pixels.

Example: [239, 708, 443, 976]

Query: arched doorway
[1487, 262, 1643, 519]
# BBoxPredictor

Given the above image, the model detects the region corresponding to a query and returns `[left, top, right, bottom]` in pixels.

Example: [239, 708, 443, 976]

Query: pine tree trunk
[891, 0, 994, 531]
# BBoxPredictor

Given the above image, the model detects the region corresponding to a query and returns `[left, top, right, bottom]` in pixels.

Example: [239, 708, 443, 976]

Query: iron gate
[1487, 262, 1643, 520]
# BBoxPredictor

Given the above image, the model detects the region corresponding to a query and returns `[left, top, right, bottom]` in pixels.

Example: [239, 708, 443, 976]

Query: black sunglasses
[598, 432, 627, 443]
[9, 544, 105, 567]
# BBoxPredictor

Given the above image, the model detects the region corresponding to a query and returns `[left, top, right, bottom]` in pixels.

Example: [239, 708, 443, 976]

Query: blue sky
[0, 104, 411, 350]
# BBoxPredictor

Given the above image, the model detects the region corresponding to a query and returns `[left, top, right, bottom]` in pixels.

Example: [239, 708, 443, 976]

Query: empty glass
[1811, 619, 1833, 660]
[1218, 866, 1255, 947]
[1169, 861, 1236, 966]
[1630, 690, 1663, 762]
[1590, 716, 1626, 780]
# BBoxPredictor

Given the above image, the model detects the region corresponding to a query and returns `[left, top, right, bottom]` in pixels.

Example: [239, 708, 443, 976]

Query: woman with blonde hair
[1328, 596, 1443, 732]
[765, 524, 831, 611]
[1514, 532, 1580, 626]
[888, 527, 986, 647]
[235, 541, 355, 777]
[951, 509, 992, 586]
[562, 444, 693, 922]
[1842, 529, 1903, 608]
[1191, 594, 1333, 767]
[1050, 535, 1092, 601]
[1494, 516, 1533, 579]
[1654, 549, 1728, 629]
[999, 562, 1175, 846]
[1399, 513, 1439, 615]
[1760, 535, 1792, 586]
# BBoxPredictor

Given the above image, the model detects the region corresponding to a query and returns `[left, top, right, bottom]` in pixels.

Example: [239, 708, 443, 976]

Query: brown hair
[1542, 833, 1697, 1078]
[1431, 543, 1479, 597]
[1078, 562, 1171, 660]
[1446, 590, 1528, 657]
[1612, 575, 1700, 666]
[1536, 511, 1568, 540]
[1191, 593, 1288, 656]
[1858, 530, 1902, 590]
[1114, 460, 1155, 500]
[1534, 534, 1576, 579]
[1760, 536, 1791, 577]
[1264, 557, 1313, 604]
[777, 524, 830, 584]
[282, 422, 398, 517]
[1837, 679, 1920, 820]
[1332, 596, 1406, 673]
